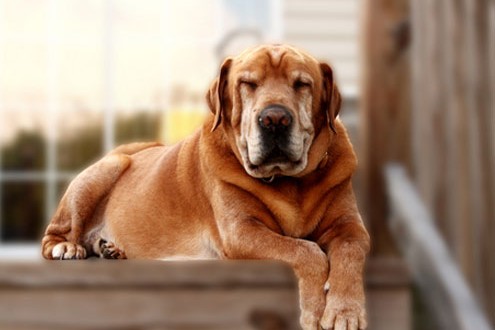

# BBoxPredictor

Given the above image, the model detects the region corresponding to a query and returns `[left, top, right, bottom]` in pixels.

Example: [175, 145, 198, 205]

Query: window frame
[0, 0, 283, 257]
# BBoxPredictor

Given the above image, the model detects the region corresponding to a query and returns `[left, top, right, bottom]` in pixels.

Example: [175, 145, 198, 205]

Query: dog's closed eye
[240, 80, 258, 91]
[293, 79, 311, 91]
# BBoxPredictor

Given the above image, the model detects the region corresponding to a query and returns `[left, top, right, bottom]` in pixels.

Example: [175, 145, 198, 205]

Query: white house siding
[283, 0, 360, 96]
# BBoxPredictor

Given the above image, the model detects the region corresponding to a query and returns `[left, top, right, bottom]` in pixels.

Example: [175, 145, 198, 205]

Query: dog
[41, 44, 370, 330]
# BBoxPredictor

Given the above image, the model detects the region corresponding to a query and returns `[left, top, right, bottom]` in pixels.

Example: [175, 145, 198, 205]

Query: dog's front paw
[299, 310, 321, 330]
[295, 242, 329, 330]
[320, 294, 367, 330]
[51, 242, 87, 260]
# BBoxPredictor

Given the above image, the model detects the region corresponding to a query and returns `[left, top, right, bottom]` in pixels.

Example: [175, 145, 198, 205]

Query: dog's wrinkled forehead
[232, 44, 320, 78]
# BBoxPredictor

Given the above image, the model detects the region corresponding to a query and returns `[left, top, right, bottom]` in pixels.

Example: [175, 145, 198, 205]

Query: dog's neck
[260, 151, 329, 184]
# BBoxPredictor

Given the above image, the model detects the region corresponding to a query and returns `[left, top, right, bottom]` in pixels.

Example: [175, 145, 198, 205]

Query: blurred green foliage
[57, 122, 103, 171]
[58, 111, 160, 171]
[1, 111, 161, 242]
[1, 182, 44, 242]
[116, 111, 161, 146]
[1, 131, 47, 171]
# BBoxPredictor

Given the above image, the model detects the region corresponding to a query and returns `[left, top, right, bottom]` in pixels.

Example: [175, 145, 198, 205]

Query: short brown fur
[41, 45, 369, 330]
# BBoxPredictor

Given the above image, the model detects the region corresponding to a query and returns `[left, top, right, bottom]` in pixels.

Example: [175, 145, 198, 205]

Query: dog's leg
[318, 219, 369, 330]
[215, 198, 328, 330]
[42, 142, 161, 260]
[41, 154, 132, 260]
[314, 182, 370, 330]
[221, 221, 328, 330]
[93, 238, 127, 259]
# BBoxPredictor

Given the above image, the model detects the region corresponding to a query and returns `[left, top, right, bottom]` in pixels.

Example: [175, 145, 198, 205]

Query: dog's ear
[206, 58, 232, 132]
[320, 62, 342, 133]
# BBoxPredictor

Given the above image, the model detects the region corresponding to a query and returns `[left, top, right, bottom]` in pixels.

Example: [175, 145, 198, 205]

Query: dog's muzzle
[255, 105, 296, 166]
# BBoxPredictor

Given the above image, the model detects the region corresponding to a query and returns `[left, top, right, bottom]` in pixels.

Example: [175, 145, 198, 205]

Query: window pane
[162, 44, 217, 92]
[115, 111, 160, 145]
[57, 110, 103, 171]
[161, 1, 219, 41]
[160, 45, 215, 144]
[56, 44, 104, 171]
[112, 43, 163, 110]
[113, 0, 162, 42]
[1, 0, 48, 39]
[57, 179, 71, 201]
[1, 182, 45, 242]
[0, 39, 49, 172]
[0, 41, 49, 107]
[58, 44, 104, 111]
[58, 0, 104, 43]
[0, 112, 47, 171]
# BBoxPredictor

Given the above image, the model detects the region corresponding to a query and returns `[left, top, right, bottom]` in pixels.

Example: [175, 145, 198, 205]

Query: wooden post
[408, 0, 495, 324]
[363, 0, 494, 323]
[465, 0, 495, 317]
[360, 0, 411, 255]
[484, 1, 495, 323]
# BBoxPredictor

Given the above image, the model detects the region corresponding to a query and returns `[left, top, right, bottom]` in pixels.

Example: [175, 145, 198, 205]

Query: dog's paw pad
[52, 242, 87, 260]
[96, 239, 127, 259]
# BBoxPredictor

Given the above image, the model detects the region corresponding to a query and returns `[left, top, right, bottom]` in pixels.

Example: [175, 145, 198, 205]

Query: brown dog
[41, 44, 370, 330]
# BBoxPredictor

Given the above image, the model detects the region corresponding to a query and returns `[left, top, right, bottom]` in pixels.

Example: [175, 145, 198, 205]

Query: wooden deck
[0, 258, 409, 330]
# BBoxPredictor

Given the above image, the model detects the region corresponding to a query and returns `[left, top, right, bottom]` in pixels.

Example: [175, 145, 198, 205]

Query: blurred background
[0, 0, 359, 245]
[0, 0, 494, 329]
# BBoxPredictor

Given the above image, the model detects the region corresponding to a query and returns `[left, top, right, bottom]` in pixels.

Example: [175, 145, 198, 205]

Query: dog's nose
[258, 105, 292, 131]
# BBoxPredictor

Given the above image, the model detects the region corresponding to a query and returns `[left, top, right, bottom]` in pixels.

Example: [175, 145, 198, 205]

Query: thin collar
[261, 175, 276, 183]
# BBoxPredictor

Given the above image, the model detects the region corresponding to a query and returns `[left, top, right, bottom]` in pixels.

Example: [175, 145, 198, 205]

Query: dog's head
[206, 44, 341, 179]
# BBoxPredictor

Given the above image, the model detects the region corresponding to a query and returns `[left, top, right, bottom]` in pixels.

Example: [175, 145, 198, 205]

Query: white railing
[385, 164, 493, 330]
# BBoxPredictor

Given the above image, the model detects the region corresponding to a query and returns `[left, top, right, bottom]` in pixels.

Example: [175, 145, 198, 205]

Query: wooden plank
[0, 288, 299, 330]
[365, 257, 410, 288]
[485, 2, 495, 324]
[465, 0, 495, 318]
[0, 258, 408, 289]
[403, 0, 495, 323]
[439, 0, 471, 267]
[463, 0, 489, 302]
[385, 164, 492, 330]
[411, 0, 446, 221]
[0, 260, 296, 289]
[0, 258, 411, 330]
[367, 288, 411, 330]
[0, 261, 299, 330]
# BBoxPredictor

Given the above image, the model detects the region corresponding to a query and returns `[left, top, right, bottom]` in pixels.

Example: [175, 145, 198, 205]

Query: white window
[0, 0, 359, 258]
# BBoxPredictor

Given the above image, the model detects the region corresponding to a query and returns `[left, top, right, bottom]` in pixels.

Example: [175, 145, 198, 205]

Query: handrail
[385, 164, 493, 330]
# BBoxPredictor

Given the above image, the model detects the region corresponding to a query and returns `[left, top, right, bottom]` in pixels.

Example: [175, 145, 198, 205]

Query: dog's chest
[264, 188, 326, 238]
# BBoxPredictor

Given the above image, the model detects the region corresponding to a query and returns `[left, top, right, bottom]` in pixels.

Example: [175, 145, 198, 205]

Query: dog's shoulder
[323, 119, 357, 186]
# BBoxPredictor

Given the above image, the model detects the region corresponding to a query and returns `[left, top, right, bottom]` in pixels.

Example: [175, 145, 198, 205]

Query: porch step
[0, 258, 409, 330]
